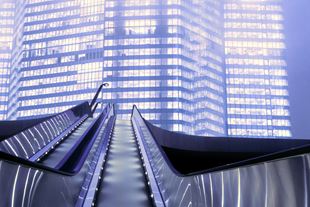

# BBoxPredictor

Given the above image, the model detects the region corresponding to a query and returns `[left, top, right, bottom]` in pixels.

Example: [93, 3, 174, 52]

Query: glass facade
[2, 0, 292, 138]
[224, 0, 291, 137]
[8, 0, 105, 119]
[0, 0, 14, 120]
[102, 0, 226, 136]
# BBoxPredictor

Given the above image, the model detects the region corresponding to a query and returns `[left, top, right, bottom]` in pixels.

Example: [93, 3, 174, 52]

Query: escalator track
[94, 118, 153, 207]
[38, 117, 95, 168]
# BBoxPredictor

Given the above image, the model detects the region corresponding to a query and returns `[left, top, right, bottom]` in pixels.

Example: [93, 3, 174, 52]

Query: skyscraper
[224, 0, 291, 138]
[4, 0, 291, 138]
[102, 0, 226, 136]
[0, 0, 14, 120]
[8, 0, 105, 119]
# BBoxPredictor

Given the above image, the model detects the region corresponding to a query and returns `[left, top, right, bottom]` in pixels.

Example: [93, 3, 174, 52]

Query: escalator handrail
[90, 83, 107, 108]
[91, 102, 101, 115]
[131, 105, 166, 207]
[187, 142, 310, 176]
[131, 105, 181, 176]
[56, 104, 113, 173]
[0, 103, 113, 176]
[0, 101, 91, 141]
[28, 114, 89, 162]
[75, 115, 116, 207]
[132, 105, 310, 177]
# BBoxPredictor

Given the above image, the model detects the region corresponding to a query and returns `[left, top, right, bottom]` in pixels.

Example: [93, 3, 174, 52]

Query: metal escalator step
[38, 117, 95, 168]
[95, 119, 153, 207]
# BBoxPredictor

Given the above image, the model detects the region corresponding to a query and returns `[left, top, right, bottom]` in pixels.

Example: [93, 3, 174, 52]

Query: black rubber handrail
[131, 105, 310, 177]
[91, 101, 105, 115]
[131, 105, 182, 176]
[90, 83, 109, 108]
[0, 82, 108, 140]
[0, 101, 90, 141]
[0, 103, 113, 176]
[0, 116, 53, 141]
[57, 104, 113, 173]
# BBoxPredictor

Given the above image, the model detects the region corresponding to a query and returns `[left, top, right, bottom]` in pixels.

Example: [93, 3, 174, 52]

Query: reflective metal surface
[0, 104, 308, 207]
[95, 118, 153, 207]
[0, 104, 114, 207]
[0, 102, 90, 159]
[132, 106, 310, 207]
[39, 117, 94, 168]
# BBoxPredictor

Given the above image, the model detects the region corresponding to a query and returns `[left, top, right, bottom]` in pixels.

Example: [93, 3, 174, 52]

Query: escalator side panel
[38, 117, 94, 168]
[0, 111, 83, 159]
[132, 106, 310, 207]
[0, 108, 114, 207]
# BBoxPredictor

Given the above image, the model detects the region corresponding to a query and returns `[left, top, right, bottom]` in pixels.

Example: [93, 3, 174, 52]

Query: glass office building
[102, 0, 226, 135]
[8, 0, 105, 119]
[224, 0, 291, 137]
[3, 0, 292, 138]
[0, 1, 14, 120]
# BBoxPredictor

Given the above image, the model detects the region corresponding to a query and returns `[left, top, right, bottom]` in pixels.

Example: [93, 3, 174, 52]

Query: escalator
[0, 102, 116, 207]
[0, 98, 309, 207]
[38, 117, 95, 168]
[131, 106, 310, 207]
[94, 118, 153, 207]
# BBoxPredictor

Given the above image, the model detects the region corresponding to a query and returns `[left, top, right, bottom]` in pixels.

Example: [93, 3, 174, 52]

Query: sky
[283, 0, 310, 139]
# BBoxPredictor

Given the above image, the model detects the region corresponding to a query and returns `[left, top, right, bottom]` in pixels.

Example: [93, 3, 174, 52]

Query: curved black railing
[90, 83, 109, 109]
[0, 116, 53, 141]
[0, 103, 115, 207]
[0, 82, 107, 161]
[57, 103, 113, 173]
[144, 119, 310, 175]
[0, 101, 90, 141]
[131, 106, 165, 207]
[131, 105, 310, 207]
[75, 113, 116, 207]
[0, 102, 91, 160]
